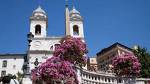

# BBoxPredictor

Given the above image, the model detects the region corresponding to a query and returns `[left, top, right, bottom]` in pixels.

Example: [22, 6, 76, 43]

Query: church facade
[29, 4, 85, 71]
[0, 3, 85, 77]
[0, 2, 150, 84]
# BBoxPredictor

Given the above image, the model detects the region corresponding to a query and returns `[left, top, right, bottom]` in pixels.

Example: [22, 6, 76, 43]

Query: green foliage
[16, 72, 23, 83]
[133, 46, 150, 78]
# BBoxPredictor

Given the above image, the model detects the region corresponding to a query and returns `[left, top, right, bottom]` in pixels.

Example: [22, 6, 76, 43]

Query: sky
[0, 0, 150, 57]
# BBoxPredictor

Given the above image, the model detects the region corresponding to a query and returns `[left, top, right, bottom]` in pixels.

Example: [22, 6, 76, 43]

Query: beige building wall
[96, 43, 133, 72]
[87, 57, 98, 71]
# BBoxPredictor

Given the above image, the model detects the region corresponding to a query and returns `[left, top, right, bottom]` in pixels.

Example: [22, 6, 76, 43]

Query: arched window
[35, 25, 41, 35]
[1, 70, 6, 77]
[2, 60, 7, 68]
[50, 46, 53, 51]
[54, 44, 60, 50]
[73, 25, 79, 35]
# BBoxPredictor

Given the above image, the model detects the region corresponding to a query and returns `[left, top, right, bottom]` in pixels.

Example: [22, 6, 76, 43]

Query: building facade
[0, 2, 85, 76]
[0, 54, 25, 77]
[96, 42, 134, 71]
[1, 2, 150, 84]
[87, 57, 98, 71]
[29, 4, 85, 71]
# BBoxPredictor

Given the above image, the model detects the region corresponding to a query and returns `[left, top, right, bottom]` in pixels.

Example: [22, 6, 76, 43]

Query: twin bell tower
[29, 0, 84, 38]
[27, 1, 85, 70]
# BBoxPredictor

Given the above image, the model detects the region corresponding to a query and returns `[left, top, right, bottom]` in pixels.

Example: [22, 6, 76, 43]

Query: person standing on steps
[10, 75, 19, 84]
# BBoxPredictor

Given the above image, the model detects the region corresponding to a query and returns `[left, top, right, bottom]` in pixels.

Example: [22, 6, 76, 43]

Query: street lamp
[24, 32, 34, 75]
[27, 32, 34, 74]
[27, 32, 34, 45]
[22, 32, 34, 84]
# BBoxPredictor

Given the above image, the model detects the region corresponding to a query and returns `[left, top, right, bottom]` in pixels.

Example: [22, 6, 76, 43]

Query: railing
[76, 68, 136, 84]
[81, 70, 116, 84]
[136, 78, 150, 84]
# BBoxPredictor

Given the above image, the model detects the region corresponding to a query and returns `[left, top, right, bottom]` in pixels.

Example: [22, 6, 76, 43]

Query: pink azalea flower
[112, 53, 141, 77]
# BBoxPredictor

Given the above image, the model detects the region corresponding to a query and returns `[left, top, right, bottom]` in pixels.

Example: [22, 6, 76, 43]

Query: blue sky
[0, 0, 150, 57]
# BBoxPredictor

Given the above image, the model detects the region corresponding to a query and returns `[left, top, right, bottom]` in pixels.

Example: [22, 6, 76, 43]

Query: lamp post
[22, 32, 34, 84]
[25, 32, 34, 75]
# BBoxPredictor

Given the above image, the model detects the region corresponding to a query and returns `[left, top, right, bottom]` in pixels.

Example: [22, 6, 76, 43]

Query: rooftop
[96, 42, 132, 56]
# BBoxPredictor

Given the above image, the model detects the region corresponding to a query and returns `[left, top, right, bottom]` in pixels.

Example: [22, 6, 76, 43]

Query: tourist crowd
[0, 75, 19, 84]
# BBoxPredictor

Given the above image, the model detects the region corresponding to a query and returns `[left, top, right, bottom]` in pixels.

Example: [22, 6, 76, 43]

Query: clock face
[34, 41, 41, 48]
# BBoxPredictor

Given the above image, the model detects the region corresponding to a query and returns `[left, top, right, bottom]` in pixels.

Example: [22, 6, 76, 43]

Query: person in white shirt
[9, 76, 19, 84]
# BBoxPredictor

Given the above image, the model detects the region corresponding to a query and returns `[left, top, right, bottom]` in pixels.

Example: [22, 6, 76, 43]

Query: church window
[2, 60, 7, 68]
[73, 25, 79, 35]
[1, 70, 6, 77]
[54, 44, 60, 50]
[50, 46, 53, 51]
[35, 25, 41, 35]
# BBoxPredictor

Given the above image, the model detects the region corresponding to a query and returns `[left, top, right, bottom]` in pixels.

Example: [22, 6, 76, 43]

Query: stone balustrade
[77, 68, 136, 84]
[136, 78, 150, 84]
[81, 70, 116, 84]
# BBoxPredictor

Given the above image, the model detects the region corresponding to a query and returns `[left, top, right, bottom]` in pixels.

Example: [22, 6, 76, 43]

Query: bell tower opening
[30, 6, 47, 37]
[35, 25, 41, 35]
[69, 6, 84, 38]
[73, 25, 79, 35]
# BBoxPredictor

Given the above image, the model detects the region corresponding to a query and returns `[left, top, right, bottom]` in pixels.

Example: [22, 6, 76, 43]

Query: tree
[112, 53, 141, 77]
[32, 57, 78, 84]
[54, 36, 88, 66]
[31, 36, 88, 84]
[133, 46, 150, 78]
[16, 72, 23, 83]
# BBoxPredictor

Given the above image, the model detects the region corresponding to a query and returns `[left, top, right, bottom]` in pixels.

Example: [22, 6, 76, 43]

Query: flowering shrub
[112, 53, 141, 77]
[31, 68, 38, 82]
[54, 36, 88, 66]
[37, 57, 78, 84]
[31, 36, 88, 83]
